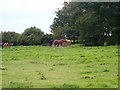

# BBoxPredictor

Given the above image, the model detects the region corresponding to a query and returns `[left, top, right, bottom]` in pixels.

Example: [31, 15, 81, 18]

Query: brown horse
[52, 39, 71, 47]
[62, 40, 71, 47]
[52, 39, 66, 47]
[3, 43, 13, 48]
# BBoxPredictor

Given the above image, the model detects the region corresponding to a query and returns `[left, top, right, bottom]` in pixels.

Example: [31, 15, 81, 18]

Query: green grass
[1, 45, 118, 88]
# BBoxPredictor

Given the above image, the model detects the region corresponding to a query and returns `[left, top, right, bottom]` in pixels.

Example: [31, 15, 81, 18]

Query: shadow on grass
[53, 83, 79, 88]
[3, 82, 33, 88]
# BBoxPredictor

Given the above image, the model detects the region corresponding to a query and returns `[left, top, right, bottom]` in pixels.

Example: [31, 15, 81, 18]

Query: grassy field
[1, 45, 118, 88]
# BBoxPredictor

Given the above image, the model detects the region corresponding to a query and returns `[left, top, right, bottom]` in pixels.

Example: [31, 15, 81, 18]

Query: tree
[76, 11, 107, 46]
[41, 34, 53, 46]
[20, 26, 44, 45]
[50, 2, 81, 42]
[90, 2, 120, 45]
[50, 2, 120, 45]
[1, 31, 20, 45]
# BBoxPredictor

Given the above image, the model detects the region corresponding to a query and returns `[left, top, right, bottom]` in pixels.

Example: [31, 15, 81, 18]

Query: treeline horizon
[1, 2, 120, 46]
[50, 2, 120, 46]
[0, 26, 53, 46]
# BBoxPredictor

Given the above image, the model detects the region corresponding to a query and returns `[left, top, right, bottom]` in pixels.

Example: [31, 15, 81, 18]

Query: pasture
[1, 45, 118, 88]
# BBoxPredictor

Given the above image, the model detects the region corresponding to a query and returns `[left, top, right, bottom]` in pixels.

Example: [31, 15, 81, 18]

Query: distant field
[1, 45, 118, 88]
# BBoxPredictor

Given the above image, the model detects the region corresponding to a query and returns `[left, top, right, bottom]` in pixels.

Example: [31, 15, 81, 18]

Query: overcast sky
[0, 0, 68, 34]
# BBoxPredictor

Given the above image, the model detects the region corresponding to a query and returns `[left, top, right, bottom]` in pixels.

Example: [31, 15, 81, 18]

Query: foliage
[19, 26, 44, 45]
[1, 27, 53, 46]
[1, 2, 120, 46]
[50, 2, 120, 45]
[41, 34, 53, 46]
[1, 31, 20, 45]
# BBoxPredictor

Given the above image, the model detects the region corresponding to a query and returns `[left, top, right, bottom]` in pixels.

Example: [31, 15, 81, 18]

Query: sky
[0, 0, 68, 34]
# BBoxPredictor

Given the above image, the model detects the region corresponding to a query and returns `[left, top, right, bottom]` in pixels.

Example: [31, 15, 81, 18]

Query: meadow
[1, 45, 118, 88]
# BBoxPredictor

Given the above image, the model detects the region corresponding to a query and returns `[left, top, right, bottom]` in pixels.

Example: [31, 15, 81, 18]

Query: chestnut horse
[62, 40, 71, 47]
[52, 39, 71, 47]
[52, 39, 66, 47]
[3, 43, 13, 48]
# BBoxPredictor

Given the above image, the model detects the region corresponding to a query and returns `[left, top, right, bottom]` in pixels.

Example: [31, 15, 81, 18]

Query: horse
[52, 39, 71, 47]
[52, 39, 66, 47]
[62, 40, 71, 47]
[3, 43, 13, 48]
[49, 40, 54, 46]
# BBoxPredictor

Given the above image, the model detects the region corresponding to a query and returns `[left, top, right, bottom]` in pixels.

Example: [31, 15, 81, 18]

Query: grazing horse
[52, 39, 66, 47]
[62, 40, 71, 47]
[52, 39, 71, 47]
[3, 43, 13, 48]
[49, 40, 54, 46]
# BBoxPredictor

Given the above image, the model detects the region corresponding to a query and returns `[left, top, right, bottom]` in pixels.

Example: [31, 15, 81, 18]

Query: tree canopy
[1, 26, 53, 46]
[19, 26, 44, 45]
[50, 2, 120, 45]
[1, 2, 119, 46]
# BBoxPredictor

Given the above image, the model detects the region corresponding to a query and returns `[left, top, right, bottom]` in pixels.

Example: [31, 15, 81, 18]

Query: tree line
[1, 2, 120, 46]
[0, 26, 53, 46]
[50, 2, 120, 46]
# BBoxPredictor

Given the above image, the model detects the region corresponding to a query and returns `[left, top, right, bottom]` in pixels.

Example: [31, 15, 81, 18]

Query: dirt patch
[53, 63, 67, 66]
[0, 68, 7, 70]
[29, 61, 38, 63]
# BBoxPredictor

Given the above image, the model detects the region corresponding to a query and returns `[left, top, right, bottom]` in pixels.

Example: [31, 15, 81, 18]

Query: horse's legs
[57, 43, 59, 47]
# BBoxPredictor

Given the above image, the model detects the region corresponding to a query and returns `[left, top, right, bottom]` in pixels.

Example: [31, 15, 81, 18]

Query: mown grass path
[1, 45, 118, 88]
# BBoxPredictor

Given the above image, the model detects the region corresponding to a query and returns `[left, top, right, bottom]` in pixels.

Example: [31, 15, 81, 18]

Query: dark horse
[52, 39, 67, 47]
[49, 40, 54, 46]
